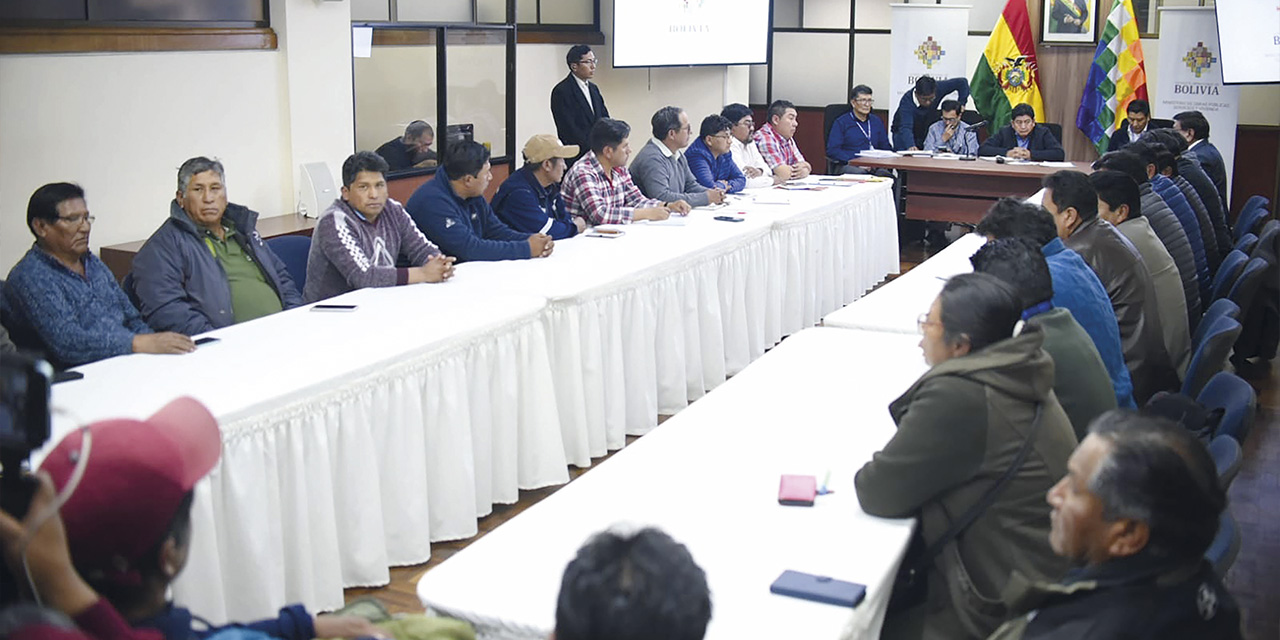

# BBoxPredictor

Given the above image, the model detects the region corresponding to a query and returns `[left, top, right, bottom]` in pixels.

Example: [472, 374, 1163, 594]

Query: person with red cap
[36, 397, 385, 640]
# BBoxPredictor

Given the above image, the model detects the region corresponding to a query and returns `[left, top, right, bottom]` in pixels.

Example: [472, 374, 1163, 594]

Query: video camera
[0, 352, 53, 604]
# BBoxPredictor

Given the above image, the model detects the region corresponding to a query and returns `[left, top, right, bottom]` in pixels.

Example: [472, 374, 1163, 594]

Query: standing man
[551, 45, 609, 165]
[685, 114, 747, 194]
[130, 157, 303, 336]
[1173, 111, 1228, 208]
[1106, 100, 1150, 152]
[721, 103, 777, 189]
[375, 120, 438, 171]
[630, 106, 724, 207]
[891, 75, 970, 151]
[753, 99, 811, 181]
[304, 151, 454, 303]
[827, 84, 893, 168]
[923, 99, 979, 155]
[979, 103, 1066, 161]
[492, 134, 585, 240]
[562, 118, 686, 226]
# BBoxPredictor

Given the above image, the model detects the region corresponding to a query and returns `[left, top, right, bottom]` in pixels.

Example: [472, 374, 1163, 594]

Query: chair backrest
[1044, 123, 1064, 144]
[266, 235, 312, 292]
[1180, 315, 1242, 397]
[1227, 256, 1269, 315]
[1233, 205, 1270, 243]
[1197, 371, 1257, 443]
[1205, 509, 1241, 577]
[822, 102, 852, 153]
[1233, 233, 1258, 256]
[960, 109, 989, 143]
[1208, 434, 1243, 489]
[1210, 250, 1248, 302]
[1240, 194, 1270, 218]
[1193, 298, 1241, 348]
[1149, 117, 1174, 130]
[1249, 219, 1278, 265]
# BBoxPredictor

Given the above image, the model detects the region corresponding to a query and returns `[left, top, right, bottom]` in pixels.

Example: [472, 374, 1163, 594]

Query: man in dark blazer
[1106, 99, 1151, 152]
[1174, 111, 1228, 208]
[978, 102, 1065, 162]
[551, 45, 609, 165]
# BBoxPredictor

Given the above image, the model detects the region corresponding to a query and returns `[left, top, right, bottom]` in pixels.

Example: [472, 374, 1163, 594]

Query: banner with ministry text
[1156, 7, 1238, 196]
[889, 4, 971, 127]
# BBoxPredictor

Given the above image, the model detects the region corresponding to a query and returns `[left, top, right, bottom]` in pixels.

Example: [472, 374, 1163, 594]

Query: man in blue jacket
[891, 75, 970, 151]
[129, 157, 303, 336]
[492, 134, 585, 240]
[685, 114, 746, 194]
[407, 140, 554, 262]
[827, 84, 893, 170]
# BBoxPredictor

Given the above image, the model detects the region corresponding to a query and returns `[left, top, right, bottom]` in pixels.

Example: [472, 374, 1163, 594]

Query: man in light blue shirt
[923, 100, 978, 155]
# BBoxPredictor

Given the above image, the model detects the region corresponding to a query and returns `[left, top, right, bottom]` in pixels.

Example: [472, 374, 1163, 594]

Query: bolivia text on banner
[1076, 0, 1148, 156]
[972, 0, 1046, 130]
[888, 4, 972, 127]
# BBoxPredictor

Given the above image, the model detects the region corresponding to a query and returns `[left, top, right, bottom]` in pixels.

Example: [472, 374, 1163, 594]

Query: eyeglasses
[575, 58, 598, 66]
[712, 133, 733, 140]
[853, 98, 875, 105]
[917, 313, 940, 334]
[57, 214, 95, 226]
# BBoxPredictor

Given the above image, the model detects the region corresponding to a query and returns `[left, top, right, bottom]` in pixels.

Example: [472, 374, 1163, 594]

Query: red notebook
[778, 474, 817, 506]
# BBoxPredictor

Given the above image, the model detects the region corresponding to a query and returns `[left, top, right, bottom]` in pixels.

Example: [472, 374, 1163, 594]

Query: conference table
[848, 155, 1092, 224]
[416, 328, 927, 640]
[38, 177, 899, 623]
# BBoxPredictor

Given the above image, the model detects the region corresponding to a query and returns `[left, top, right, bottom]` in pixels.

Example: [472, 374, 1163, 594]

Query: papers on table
[857, 149, 900, 158]
[1040, 161, 1075, 167]
[899, 150, 934, 157]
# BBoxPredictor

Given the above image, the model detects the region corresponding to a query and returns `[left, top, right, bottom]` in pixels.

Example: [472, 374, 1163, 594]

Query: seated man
[130, 157, 303, 335]
[721, 103, 777, 189]
[305, 151, 455, 303]
[1144, 135, 1220, 273]
[1106, 99, 1151, 152]
[407, 140, 554, 262]
[562, 118, 687, 226]
[375, 120, 438, 171]
[491, 134, 585, 240]
[1174, 110, 1227, 208]
[753, 99, 812, 181]
[1129, 139, 1212, 296]
[827, 84, 892, 167]
[891, 75, 970, 151]
[555, 527, 711, 640]
[978, 103, 1065, 162]
[971, 237, 1118, 439]
[923, 99, 978, 155]
[3, 183, 194, 368]
[1090, 169, 1191, 377]
[630, 106, 724, 207]
[685, 114, 746, 194]
[976, 198, 1135, 409]
[1147, 128, 1232, 259]
[1043, 170, 1179, 403]
[990, 411, 1241, 639]
[39, 397, 385, 640]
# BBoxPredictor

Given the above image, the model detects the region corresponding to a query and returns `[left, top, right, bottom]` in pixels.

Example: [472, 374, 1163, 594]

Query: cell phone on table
[53, 370, 85, 384]
[312, 304, 358, 312]
[714, 215, 744, 222]
[770, 570, 866, 608]
[194, 337, 220, 346]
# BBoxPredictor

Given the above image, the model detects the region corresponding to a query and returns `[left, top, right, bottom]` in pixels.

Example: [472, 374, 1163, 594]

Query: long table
[416, 328, 927, 640]
[848, 156, 1092, 224]
[40, 179, 899, 623]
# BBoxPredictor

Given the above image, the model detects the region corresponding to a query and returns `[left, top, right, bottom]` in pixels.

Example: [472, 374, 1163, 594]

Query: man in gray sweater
[629, 106, 725, 208]
[304, 151, 455, 303]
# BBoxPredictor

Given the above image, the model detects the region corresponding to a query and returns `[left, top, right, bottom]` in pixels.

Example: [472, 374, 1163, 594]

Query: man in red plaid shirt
[563, 118, 691, 226]
[753, 99, 812, 181]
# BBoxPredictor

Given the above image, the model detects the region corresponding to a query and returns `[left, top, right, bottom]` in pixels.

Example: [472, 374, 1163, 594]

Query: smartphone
[770, 570, 866, 608]
[714, 215, 744, 223]
[194, 337, 220, 346]
[52, 370, 85, 384]
[312, 304, 358, 312]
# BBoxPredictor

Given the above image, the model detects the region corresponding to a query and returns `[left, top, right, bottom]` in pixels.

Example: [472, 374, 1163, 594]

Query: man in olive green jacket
[857, 274, 1076, 640]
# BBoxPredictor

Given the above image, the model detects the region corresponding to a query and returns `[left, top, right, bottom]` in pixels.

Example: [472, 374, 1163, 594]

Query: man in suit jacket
[1106, 99, 1151, 152]
[1174, 111, 1228, 209]
[978, 102, 1065, 162]
[551, 45, 609, 165]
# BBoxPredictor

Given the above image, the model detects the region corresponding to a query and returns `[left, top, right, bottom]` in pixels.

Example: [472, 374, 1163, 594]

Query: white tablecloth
[416, 327, 928, 640]
[41, 284, 569, 622]
[822, 233, 986, 334]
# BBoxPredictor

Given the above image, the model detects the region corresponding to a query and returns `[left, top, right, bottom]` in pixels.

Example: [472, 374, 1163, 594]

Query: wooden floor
[343, 240, 1280, 639]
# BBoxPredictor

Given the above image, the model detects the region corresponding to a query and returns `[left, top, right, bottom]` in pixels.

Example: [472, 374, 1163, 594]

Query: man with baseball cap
[38, 397, 384, 640]
[491, 134, 585, 240]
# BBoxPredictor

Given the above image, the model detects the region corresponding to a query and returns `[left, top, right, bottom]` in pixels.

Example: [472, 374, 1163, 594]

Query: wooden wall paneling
[1230, 125, 1280, 220]
[1030, 0, 1116, 163]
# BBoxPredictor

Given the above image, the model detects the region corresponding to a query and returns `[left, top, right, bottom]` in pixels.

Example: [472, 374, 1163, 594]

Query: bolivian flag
[971, 0, 1046, 130]
[1076, 0, 1148, 155]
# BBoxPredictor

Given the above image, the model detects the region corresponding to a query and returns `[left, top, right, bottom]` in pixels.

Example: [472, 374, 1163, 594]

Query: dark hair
[1090, 170, 1143, 219]
[1127, 139, 1174, 176]
[589, 118, 631, 155]
[1011, 103, 1036, 121]
[936, 273, 1022, 352]
[556, 527, 712, 640]
[1093, 150, 1149, 185]
[1087, 410, 1226, 561]
[566, 44, 593, 68]
[651, 106, 684, 140]
[766, 99, 795, 124]
[87, 492, 195, 614]
[403, 120, 434, 141]
[975, 197, 1059, 246]
[720, 103, 752, 124]
[342, 151, 390, 187]
[969, 237, 1054, 308]
[699, 114, 732, 140]
[939, 99, 961, 115]
[1043, 170, 1098, 222]
[1173, 111, 1210, 140]
[913, 75, 937, 96]
[26, 182, 85, 238]
[1125, 99, 1150, 117]
[850, 84, 873, 101]
[443, 140, 491, 179]
[1146, 127, 1188, 155]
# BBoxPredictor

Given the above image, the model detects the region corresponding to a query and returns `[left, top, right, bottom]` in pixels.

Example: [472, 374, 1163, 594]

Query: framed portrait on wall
[1041, 0, 1099, 44]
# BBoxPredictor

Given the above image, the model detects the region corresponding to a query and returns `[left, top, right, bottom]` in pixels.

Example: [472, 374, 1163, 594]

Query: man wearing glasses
[827, 84, 893, 171]
[3, 183, 195, 367]
[551, 44, 610, 165]
[923, 99, 979, 155]
[630, 106, 723, 207]
[721, 103, 778, 189]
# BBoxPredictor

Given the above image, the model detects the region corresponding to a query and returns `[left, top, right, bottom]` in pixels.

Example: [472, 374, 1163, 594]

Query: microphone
[968, 120, 988, 129]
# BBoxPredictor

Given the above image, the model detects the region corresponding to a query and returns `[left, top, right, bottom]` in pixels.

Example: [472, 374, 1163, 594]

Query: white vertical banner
[888, 4, 971, 127]
[1156, 7, 1239, 197]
